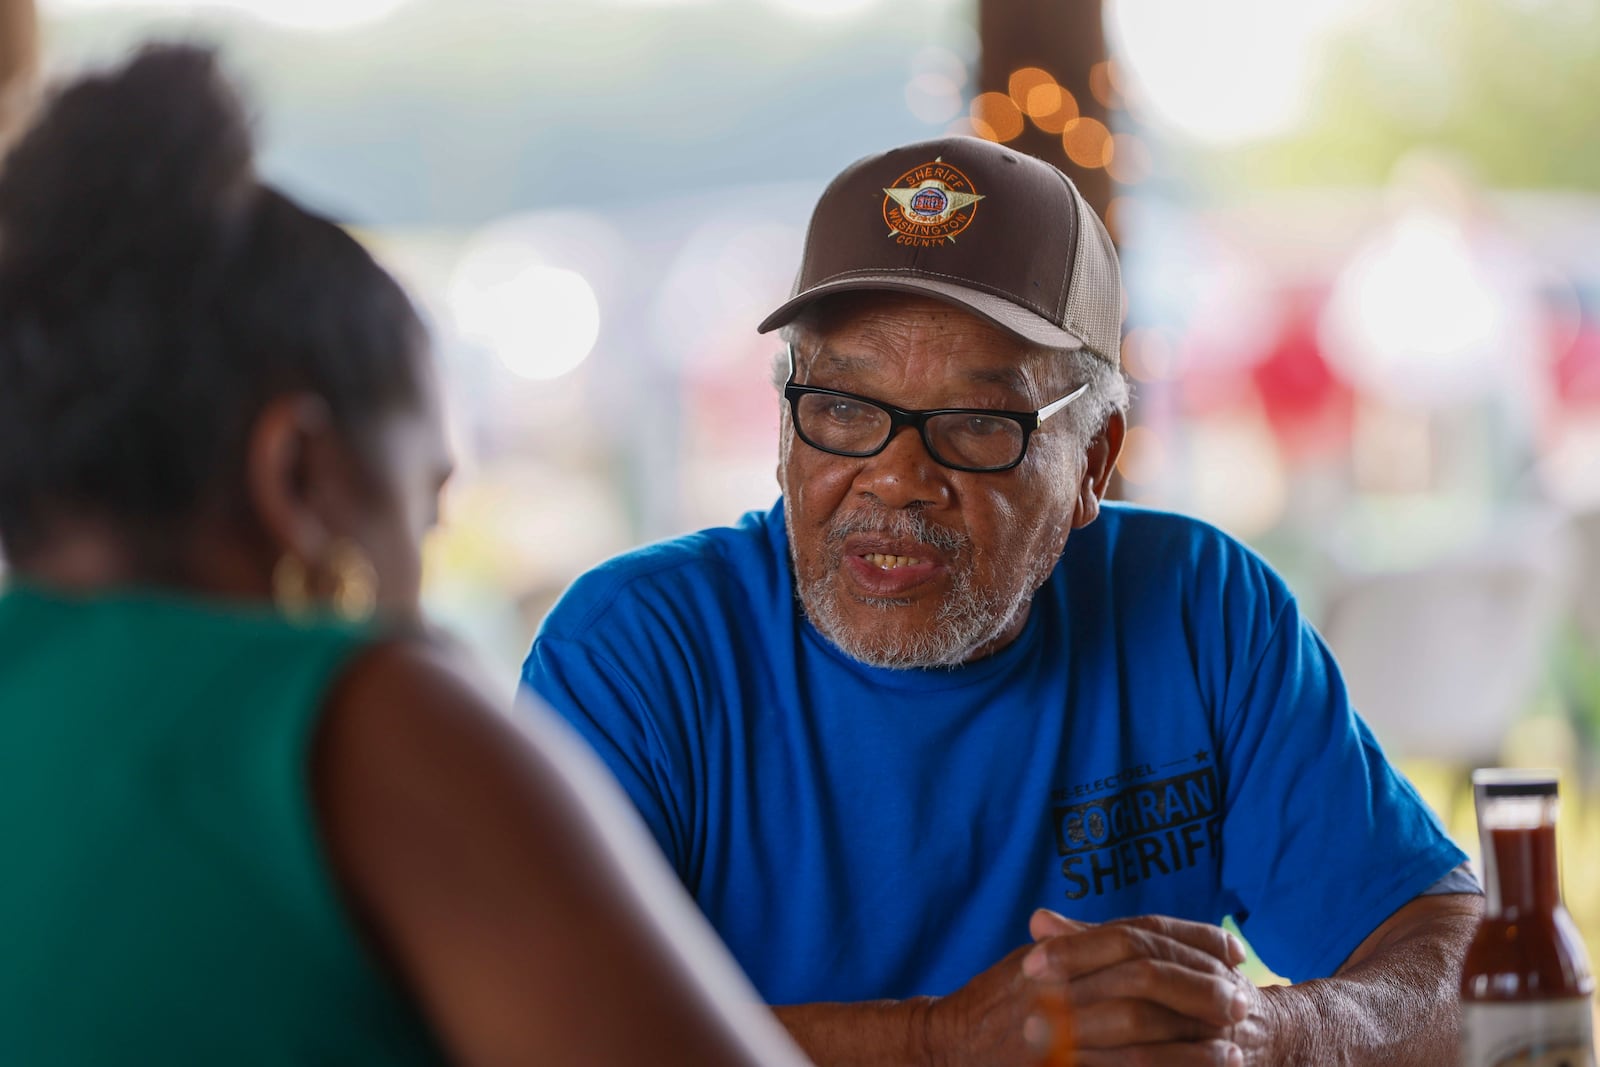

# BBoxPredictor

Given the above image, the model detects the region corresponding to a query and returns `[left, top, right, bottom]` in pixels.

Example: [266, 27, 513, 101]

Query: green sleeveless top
[0, 583, 450, 1066]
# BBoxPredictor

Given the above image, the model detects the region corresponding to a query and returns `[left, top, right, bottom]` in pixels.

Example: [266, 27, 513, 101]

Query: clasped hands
[922, 910, 1271, 1066]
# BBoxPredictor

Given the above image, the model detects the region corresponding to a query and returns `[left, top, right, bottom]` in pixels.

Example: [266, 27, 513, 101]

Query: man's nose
[852, 424, 953, 509]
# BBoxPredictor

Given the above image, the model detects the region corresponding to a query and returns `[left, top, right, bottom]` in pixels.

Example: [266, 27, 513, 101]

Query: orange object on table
[1034, 986, 1077, 1066]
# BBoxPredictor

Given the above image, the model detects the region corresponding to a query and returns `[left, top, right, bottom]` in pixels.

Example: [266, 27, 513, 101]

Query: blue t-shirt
[521, 501, 1465, 1004]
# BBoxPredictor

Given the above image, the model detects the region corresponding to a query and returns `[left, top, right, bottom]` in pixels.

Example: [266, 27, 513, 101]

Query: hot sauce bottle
[1461, 769, 1595, 1067]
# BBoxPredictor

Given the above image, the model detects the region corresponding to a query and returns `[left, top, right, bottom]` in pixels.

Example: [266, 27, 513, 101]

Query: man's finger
[1029, 907, 1090, 942]
[1067, 957, 1250, 1028]
[1110, 914, 1246, 967]
[1023, 922, 1239, 984]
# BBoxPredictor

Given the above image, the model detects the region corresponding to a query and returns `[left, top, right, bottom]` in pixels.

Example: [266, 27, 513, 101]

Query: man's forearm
[1255, 904, 1480, 1066]
[774, 998, 937, 1067]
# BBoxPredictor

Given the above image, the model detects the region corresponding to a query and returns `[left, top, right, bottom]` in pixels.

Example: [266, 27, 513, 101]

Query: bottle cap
[1472, 768, 1559, 797]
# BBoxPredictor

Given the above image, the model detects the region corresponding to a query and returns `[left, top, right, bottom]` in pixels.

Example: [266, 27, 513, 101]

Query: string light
[1121, 327, 1180, 382]
[1007, 67, 1055, 110]
[970, 91, 1025, 142]
[1031, 86, 1080, 135]
[1088, 60, 1120, 109]
[1002, 66, 1080, 134]
[1061, 116, 1111, 168]
[1116, 426, 1167, 485]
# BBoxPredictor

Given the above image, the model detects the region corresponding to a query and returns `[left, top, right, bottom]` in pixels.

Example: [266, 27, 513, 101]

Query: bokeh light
[1122, 326, 1182, 382]
[1088, 60, 1120, 109]
[1040, 99, 1083, 136]
[1005, 66, 1081, 135]
[1029, 88, 1079, 134]
[1320, 211, 1529, 406]
[1105, 132, 1154, 185]
[450, 264, 600, 382]
[905, 73, 963, 125]
[1116, 425, 1168, 485]
[1061, 116, 1112, 168]
[907, 46, 968, 126]
[912, 44, 969, 87]
[448, 224, 605, 382]
[1106, 0, 1362, 145]
[1007, 66, 1054, 109]
[970, 91, 1025, 143]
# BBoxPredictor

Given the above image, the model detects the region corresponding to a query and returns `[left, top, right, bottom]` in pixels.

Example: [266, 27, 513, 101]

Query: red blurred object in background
[1251, 288, 1354, 462]
[1553, 318, 1600, 410]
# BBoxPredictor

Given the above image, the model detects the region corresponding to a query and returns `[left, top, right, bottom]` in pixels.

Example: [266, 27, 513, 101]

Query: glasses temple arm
[1036, 382, 1091, 425]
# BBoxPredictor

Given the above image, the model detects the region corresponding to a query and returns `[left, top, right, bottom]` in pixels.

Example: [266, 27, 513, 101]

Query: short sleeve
[520, 635, 692, 882]
[1217, 595, 1467, 981]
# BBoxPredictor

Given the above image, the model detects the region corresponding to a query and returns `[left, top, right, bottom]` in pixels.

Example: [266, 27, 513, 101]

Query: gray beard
[784, 499, 1049, 670]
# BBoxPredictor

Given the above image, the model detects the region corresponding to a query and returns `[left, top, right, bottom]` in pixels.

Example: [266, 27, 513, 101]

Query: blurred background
[5, 0, 1599, 975]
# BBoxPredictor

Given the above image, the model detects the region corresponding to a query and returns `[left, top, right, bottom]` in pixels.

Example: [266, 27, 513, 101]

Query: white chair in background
[1318, 520, 1574, 770]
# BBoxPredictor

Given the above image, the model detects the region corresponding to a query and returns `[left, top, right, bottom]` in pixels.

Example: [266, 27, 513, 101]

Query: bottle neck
[1484, 822, 1563, 918]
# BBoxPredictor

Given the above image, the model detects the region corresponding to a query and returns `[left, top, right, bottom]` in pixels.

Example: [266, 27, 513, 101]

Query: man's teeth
[864, 553, 924, 569]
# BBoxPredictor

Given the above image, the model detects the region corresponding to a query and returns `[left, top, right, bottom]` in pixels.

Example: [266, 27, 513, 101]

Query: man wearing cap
[520, 137, 1480, 1065]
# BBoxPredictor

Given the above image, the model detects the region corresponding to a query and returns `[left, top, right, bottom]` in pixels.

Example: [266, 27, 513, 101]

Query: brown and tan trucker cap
[757, 135, 1122, 366]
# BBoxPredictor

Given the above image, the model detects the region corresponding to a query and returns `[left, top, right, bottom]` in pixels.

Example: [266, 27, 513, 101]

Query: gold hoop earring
[273, 553, 314, 621]
[327, 538, 378, 624]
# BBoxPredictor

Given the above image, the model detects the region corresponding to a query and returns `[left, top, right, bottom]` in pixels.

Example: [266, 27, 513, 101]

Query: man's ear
[246, 394, 343, 566]
[1072, 409, 1126, 530]
[775, 404, 794, 491]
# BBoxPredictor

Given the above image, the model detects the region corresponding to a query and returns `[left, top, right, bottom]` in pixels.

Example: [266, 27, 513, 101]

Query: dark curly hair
[0, 43, 426, 564]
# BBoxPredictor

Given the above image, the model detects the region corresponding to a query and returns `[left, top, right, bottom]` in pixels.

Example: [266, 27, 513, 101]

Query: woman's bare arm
[313, 638, 811, 1067]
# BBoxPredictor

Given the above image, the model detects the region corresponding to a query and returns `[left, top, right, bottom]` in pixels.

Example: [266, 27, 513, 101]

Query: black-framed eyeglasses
[782, 343, 1090, 473]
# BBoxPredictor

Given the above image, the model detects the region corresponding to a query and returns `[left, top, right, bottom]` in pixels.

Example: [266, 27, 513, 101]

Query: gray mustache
[824, 509, 968, 556]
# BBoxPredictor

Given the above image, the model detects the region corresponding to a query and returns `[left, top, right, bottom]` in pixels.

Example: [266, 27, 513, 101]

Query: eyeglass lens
[792, 392, 1026, 470]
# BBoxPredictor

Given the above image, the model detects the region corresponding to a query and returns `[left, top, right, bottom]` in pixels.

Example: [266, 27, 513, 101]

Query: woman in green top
[0, 44, 809, 1067]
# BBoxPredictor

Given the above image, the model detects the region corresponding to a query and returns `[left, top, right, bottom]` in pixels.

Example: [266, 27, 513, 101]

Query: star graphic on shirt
[1194, 749, 1210, 764]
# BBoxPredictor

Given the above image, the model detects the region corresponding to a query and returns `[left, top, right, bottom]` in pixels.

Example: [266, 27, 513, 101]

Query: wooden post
[976, 0, 1112, 219]
[976, 0, 1126, 498]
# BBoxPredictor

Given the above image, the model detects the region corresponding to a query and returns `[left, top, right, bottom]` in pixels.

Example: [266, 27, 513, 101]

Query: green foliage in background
[1556, 625, 1600, 784]
[1219, 0, 1600, 191]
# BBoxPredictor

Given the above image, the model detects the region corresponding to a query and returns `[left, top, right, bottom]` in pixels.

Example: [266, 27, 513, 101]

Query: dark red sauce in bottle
[1460, 770, 1594, 1066]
